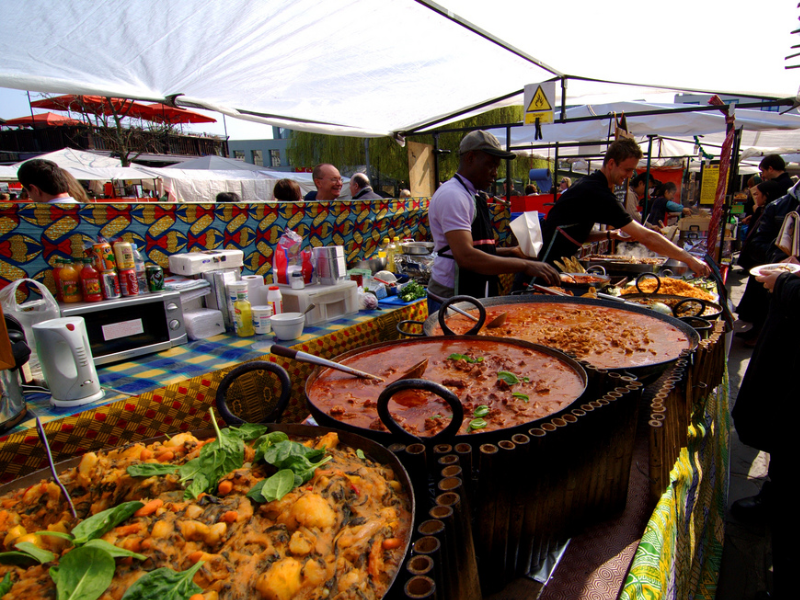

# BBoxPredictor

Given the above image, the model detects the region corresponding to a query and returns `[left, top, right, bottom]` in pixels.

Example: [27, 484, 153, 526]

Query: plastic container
[278, 280, 358, 326]
[229, 283, 254, 337]
[290, 270, 305, 290]
[267, 285, 283, 315]
[113, 241, 135, 270]
[252, 305, 273, 334]
[184, 308, 226, 340]
[132, 246, 147, 295]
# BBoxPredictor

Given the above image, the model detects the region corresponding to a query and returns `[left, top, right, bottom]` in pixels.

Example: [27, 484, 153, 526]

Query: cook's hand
[524, 261, 561, 286]
[756, 271, 781, 292]
[686, 255, 711, 277]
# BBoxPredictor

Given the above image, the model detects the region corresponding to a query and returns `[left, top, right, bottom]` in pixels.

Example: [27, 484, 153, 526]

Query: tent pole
[365, 138, 371, 181]
[433, 134, 441, 191]
[560, 77, 567, 121]
[643, 136, 654, 224]
[718, 127, 743, 264]
[553, 142, 559, 195]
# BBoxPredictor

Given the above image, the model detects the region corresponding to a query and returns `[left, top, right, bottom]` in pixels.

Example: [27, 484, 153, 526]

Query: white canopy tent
[164, 156, 267, 172]
[0, 1, 794, 140]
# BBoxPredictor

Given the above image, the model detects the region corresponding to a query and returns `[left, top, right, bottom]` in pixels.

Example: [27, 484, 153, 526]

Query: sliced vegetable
[71, 501, 144, 546]
[469, 418, 487, 430]
[53, 545, 116, 600]
[473, 405, 490, 418]
[120, 561, 204, 600]
[356, 449, 366, 460]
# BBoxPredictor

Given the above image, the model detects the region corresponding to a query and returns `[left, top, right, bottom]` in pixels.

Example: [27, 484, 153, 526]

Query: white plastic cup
[252, 305, 273, 334]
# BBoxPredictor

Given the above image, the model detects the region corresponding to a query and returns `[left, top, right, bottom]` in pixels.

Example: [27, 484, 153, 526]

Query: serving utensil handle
[271, 345, 383, 381]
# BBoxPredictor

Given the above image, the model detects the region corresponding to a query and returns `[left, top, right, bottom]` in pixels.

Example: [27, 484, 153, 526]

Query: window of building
[233, 150, 245, 160]
[270, 149, 281, 167]
[252, 150, 263, 166]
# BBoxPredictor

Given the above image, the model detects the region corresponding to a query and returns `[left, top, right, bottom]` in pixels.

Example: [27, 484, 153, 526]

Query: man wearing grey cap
[427, 130, 559, 310]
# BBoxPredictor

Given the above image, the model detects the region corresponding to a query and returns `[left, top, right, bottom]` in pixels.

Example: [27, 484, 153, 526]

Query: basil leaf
[83, 539, 147, 560]
[71, 501, 144, 546]
[183, 473, 210, 500]
[247, 469, 295, 503]
[448, 353, 482, 364]
[512, 392, 530, 403]
[469, 418, 487, 430]
[14, 541, 56, 564]
[253, 431, 290, 462]
[0, 551, 39, 566]
[35, 531, 74, 541]
[0, 572, 12, 596]
[120, 561, 204, 600]
[356, 449, 365, 460]
[54, 545, 116, 600]
[228, 423, 268, 441]
[497, 371, 520, 385]
[127, 463, 179, 478]
[473, 405, 489, 418]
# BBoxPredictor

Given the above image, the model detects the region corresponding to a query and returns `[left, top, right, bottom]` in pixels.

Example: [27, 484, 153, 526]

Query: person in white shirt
[17, 159, 78, 204]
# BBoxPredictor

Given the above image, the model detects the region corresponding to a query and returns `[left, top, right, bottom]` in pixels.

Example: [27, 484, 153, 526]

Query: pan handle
[376, 378, 464, 446]
[672, 297, 706, 318]
[586, 265, 606, 276]
[397, 320, 426, 337]
[635, 272, 661, 294]
[438, 295, 486, 336]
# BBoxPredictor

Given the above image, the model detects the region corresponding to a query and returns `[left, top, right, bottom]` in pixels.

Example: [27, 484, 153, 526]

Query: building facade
[227, 127, 292, 171]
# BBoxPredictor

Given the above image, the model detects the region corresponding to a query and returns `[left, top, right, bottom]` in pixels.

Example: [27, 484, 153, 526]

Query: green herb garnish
[0, 573, 12, 596]
[449, 353, 484, 364]
[512, 392, 530, 403]
[497, 371, 520, 385]
[473, 405, 490, 418]
[248, 440, 332, 504]
[399, 281, 427, 302]
[356, 449, 366, 460]
[469, 418, 487, 430]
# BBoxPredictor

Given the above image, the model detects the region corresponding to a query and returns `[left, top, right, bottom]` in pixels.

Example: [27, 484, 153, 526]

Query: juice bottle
[233, 288, 254, 337]
[80, 258, 103, 302]
[52, 258, 65, 301]
[389, 236, 401, 273]
[379, 238, 390, 268]
[60, 260, 82, 303]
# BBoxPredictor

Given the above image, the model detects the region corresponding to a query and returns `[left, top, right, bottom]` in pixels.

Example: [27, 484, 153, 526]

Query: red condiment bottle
[80, 258, 103, 302]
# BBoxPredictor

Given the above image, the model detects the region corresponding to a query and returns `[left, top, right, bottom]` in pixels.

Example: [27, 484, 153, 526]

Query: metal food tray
[580, 256, 666, 274]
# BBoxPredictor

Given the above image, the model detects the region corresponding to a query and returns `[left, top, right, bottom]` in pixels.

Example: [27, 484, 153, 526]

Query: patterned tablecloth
[0, 300, 427, 483]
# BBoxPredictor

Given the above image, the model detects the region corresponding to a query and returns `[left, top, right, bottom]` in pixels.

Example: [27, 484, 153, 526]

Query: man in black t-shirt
[541, 139, 710, 276]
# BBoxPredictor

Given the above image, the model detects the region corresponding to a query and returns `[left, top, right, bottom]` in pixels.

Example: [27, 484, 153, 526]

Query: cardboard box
[279, 281, 358, 326]
[679, 216, 711, 232]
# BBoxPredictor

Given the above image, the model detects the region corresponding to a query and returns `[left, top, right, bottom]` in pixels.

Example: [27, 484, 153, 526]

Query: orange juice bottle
[60, 260, 82, 303]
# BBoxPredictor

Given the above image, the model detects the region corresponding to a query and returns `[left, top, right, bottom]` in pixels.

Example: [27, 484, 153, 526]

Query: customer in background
[732, 259, 800, 600]
[306, 163, 343, 201]
[644, 182, 688, 230]
[63, 170, 90, 203]
[399, 189, 412, 199]
[215, 192, 241, 203]
[558, 177, 571, 192]
[525, 183, 539, 195]
[272, 179, 302, 201]
[17, 159, 77, 204]
[625, 173, 647, 223]
[759, 154, 793, 196]
[349, 173, 382, 200]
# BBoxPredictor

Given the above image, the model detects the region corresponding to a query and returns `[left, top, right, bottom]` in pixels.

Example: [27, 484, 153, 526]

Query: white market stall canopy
[1, 1, 795, 140]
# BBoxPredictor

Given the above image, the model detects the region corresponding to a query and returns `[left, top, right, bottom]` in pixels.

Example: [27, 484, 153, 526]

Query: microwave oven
[59, 290, 187, 366]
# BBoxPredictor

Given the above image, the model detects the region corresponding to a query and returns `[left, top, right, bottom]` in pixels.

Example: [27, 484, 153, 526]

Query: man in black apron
[428, 130, 559, 313]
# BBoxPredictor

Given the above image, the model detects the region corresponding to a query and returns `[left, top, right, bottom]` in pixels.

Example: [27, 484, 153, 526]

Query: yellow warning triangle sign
[526, 85, 552, 113]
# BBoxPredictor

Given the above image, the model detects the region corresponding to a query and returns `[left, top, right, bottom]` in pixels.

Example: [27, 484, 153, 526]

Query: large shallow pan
[304, 336, 588, 447]
[0, 423, 415, 599]
[398, 294, 699, 380]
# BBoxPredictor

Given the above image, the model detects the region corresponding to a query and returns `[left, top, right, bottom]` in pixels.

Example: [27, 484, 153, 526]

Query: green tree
[287, 106, 551, 190]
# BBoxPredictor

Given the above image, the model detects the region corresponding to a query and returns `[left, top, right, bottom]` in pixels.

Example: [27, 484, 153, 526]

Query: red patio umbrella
[2, 112, 83, 126]
[30, 95, 215, 124]
[30, 95, 151, 119]
[140, 103, 216, 124]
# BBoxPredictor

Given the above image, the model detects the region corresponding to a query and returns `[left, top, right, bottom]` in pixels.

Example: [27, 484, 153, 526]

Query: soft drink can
[100, 271, 121, 299]
[119, 268, 139, 296]
[146, 265, 164, 292]
[92, 241, 116, 272]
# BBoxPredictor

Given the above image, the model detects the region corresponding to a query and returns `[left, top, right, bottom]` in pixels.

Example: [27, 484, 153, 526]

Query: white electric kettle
[33, 317, 104, 407]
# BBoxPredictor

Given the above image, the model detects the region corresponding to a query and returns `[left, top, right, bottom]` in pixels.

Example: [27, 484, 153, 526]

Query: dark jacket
[773, 172, 794, 196]
[353, 186, 382, 200]
[732, 272, 800, 453]
[749, 183, 799, 264]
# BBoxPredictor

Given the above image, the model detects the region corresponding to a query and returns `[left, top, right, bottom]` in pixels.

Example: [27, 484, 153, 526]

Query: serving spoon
[271, 345, 428, 383]
[427, 291, 508, 328]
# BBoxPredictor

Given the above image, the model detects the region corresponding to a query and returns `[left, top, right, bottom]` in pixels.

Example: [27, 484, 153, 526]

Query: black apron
[437, 175, 499, 298]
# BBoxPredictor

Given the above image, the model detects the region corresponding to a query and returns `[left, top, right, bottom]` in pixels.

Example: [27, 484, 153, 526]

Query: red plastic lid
[268, 286, 279, 290]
